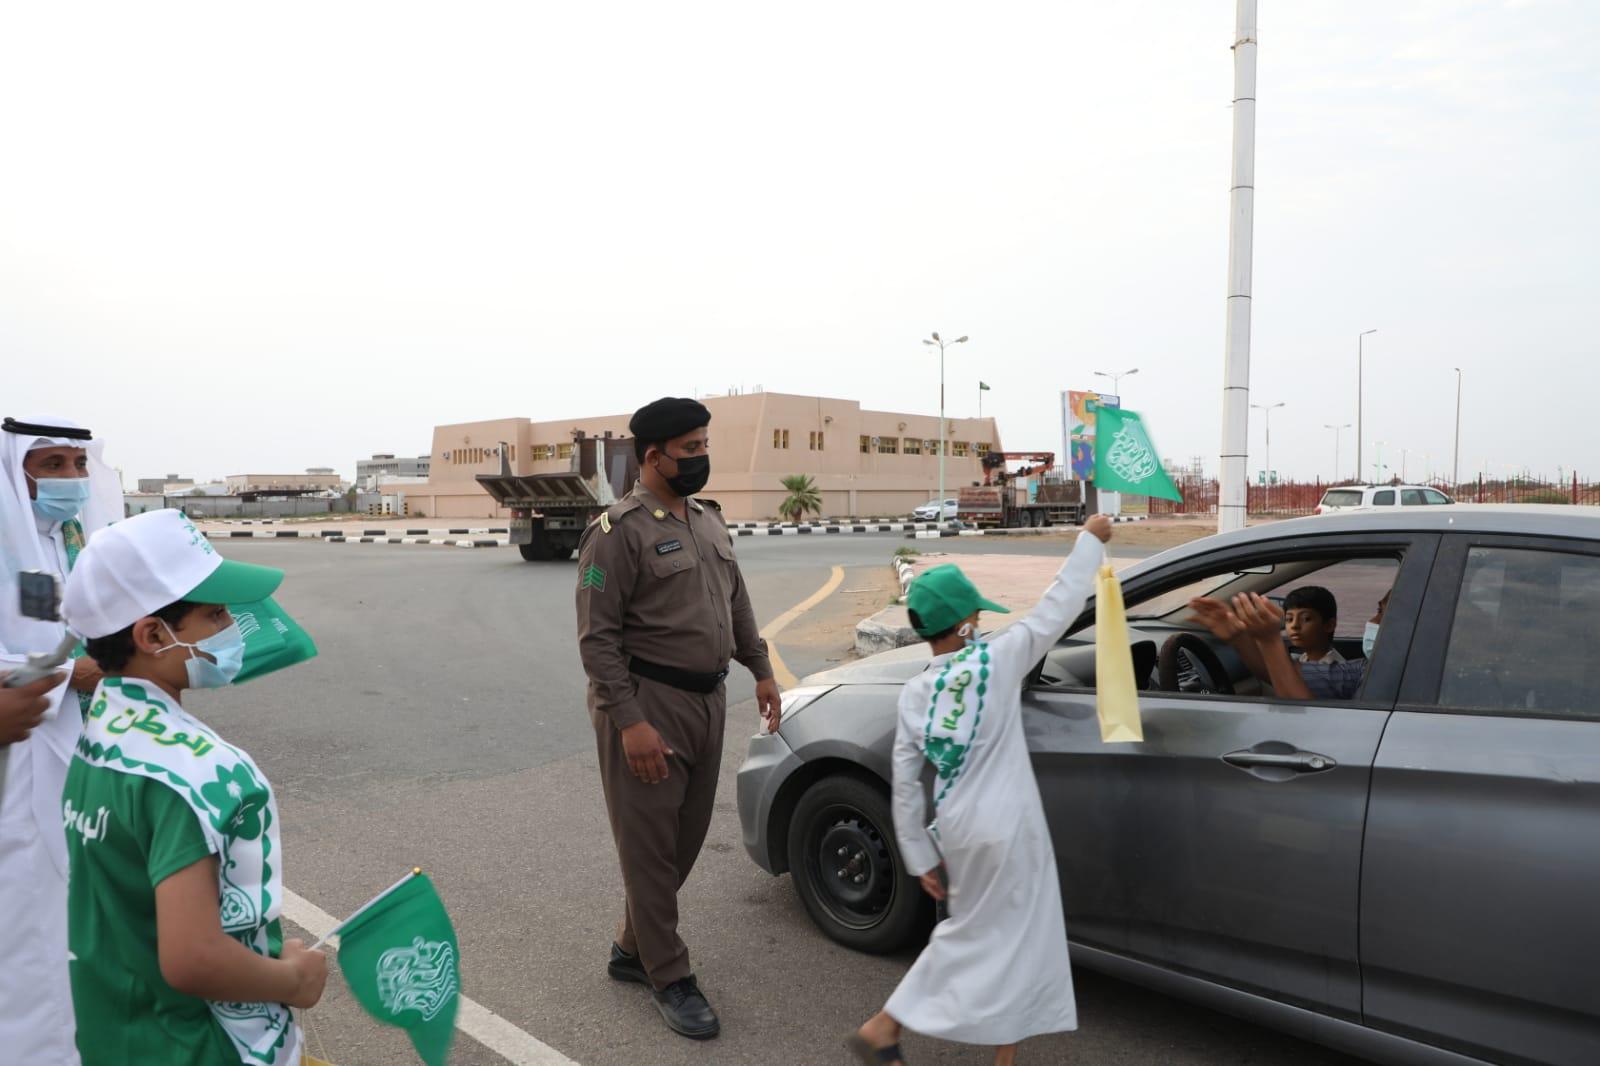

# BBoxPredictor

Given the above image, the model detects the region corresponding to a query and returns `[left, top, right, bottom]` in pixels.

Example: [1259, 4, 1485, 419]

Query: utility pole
[1325, 423, 1351, 482]
[1094, 367, 1139, 398]
[1356, 328, 1377, 482]
[1253, 401, 1284, 512]
[923, 332, 967, 523]
[1453, 367, 1463, 486]
[1219, 0, 1258, 533]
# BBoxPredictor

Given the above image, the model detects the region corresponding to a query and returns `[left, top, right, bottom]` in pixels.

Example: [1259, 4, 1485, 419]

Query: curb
[893, 555, 916, 602]
[325, 537, 506, 548]
[733, 523, 939, 537]
[206, 528, 509, 540]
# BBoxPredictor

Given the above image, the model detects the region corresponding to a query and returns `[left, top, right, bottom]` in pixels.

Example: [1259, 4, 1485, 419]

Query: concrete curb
[325, 537, 506, 548]
[206, 528, 508, 540]
[854, 606, 917, 657]
[893, 555, 916, 601]
[733, 523, 940, 537]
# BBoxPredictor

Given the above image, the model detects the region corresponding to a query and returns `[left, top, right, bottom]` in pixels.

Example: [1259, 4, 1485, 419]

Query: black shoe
[652, 975, 720, 1040]
[608, 943, 649, 985]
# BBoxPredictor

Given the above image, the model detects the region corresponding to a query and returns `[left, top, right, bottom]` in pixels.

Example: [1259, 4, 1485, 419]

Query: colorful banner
[1062, 390, 1119, 481]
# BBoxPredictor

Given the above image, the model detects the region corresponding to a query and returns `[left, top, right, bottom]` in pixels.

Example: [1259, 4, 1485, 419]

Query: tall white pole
[1219, 0, 1258, 533]
[1453, 368, 1462, 485]
[938, 343, 946, 519]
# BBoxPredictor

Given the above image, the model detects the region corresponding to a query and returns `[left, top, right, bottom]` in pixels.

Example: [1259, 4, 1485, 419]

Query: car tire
[786, 775, 930, 954]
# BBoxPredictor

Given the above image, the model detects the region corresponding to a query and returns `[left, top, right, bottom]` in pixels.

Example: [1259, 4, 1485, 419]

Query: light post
[1252, 401, 1284, 512]
[1094, 367, 1139, 399]
[1356, 329, 1377, 483]
[1453, 367, 1463, 487]
[923, 332, 968, 524]
[1325, 423, 1351, 482]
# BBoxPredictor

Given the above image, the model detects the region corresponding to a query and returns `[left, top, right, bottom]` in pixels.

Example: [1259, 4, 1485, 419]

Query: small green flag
[1094, 406, 1183, 502]
[978, 381, 991, 391]
[337, 871, 461, 1066]
[231, 597, 318, 684]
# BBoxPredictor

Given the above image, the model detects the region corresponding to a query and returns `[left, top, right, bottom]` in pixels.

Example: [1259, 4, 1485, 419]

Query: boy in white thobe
[851, 516, 1112, 1066]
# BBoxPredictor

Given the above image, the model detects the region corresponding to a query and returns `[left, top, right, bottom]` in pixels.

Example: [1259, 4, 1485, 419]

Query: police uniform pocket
[648, 549, 699, 578]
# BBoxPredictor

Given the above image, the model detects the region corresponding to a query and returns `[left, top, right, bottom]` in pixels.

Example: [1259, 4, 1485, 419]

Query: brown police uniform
[575, 484, 772, 989]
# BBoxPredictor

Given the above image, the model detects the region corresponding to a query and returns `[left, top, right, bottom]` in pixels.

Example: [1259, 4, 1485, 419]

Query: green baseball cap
[906, 563, 1009, 637]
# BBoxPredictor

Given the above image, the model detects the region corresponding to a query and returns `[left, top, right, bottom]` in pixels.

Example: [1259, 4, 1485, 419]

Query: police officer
[575, 397, 780, 1040]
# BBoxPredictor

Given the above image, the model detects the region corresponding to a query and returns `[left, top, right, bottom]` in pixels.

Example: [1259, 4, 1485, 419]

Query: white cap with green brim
[62, 509, 284, 640]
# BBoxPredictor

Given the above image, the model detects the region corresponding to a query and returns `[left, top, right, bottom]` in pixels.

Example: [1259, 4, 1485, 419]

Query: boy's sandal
[845, 1033, 907, 1065]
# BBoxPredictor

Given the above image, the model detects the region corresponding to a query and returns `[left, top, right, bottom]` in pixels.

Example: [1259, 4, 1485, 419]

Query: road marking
[759, 565, 845, 689]
[283, 889, 579, 1066]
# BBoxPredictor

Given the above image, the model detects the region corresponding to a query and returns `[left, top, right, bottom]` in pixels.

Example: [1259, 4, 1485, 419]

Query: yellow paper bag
[1095, 564, 1144, 743]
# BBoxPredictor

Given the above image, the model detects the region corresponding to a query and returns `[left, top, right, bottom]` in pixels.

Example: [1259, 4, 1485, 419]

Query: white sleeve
[987, 531, 1106, 681]
[890, 682, 942, 877]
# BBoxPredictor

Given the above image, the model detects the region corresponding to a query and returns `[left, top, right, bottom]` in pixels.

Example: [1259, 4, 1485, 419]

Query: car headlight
[776, 685, 837, 727]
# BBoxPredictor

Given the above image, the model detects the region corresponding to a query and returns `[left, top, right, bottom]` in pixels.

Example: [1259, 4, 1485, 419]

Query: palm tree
[778, 474, 822, 523]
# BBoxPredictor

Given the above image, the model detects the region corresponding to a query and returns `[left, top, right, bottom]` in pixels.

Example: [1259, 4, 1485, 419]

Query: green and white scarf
[921, 641, 992, 808]
[77, 678, 295, 1065]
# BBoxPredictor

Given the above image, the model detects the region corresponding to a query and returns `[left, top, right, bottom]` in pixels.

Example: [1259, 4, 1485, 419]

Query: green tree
[778, 474, 822, 523]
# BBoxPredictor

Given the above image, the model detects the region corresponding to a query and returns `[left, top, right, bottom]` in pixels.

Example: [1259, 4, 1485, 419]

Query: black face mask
[660, 453, 710, 497]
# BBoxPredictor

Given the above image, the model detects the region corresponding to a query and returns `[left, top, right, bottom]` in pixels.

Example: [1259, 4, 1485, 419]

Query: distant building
[224, 472, 344, 497]
[137, 474, 194, 494]
[356, 453, 431, 491]
[394, 391, 1002, 521]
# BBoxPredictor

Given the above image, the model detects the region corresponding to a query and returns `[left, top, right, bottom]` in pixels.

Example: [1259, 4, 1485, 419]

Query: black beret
[629, 397, 711, 444]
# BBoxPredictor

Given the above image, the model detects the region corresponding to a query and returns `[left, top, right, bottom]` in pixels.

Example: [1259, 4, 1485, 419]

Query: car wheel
[786, 775, 930, 954]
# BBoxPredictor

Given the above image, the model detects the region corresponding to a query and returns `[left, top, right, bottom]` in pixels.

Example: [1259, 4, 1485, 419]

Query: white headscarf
[0, 415, 123, 655]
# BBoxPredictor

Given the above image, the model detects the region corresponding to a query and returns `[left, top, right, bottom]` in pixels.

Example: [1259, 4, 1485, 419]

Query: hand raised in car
[1187, 597, 1244, 641]
[1231, 592, 1286, 642]
[1084, 514, 1113, 543]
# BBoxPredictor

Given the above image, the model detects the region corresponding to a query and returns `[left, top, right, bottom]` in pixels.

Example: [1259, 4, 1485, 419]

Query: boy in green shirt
[60, 509, 325, 1065]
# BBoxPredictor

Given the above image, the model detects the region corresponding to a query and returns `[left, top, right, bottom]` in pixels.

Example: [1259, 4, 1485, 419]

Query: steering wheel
[1157, 634, 1235, 695]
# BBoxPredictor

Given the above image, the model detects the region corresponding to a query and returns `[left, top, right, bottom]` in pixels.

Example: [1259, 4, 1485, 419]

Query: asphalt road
[195, 534, 1360, 1066]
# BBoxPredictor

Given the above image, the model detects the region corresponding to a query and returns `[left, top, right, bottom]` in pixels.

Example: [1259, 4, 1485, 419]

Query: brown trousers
[592, 674, 726, 990]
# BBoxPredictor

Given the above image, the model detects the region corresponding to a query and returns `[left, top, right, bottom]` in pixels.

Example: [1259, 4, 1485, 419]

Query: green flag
[337, 871, 461, 1066]
[978, 381, 991, 391]
[231, 596, 318, 684]
[1094, 406, 1183, 502]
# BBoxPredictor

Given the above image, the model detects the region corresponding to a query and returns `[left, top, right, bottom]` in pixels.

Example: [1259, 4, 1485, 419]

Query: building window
[927, 439, 941, 456]
[952, 441, 970, 457]
[860, 435, 872, 454]
[557, 443, 574, 460]
[809, 431, 825, 451]
[773, 429, 790, 449]
[877, 437, 898, 455]
[532, 444, 553, 461]
[975, 442, 992, 457]
[903, 437, 922, 455]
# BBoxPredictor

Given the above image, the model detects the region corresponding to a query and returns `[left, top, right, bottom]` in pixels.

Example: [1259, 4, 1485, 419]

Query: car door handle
[1221, 749, 1337, 774]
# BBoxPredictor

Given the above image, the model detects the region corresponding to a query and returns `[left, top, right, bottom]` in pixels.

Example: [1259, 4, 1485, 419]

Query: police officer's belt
[629, 656, 729, 694]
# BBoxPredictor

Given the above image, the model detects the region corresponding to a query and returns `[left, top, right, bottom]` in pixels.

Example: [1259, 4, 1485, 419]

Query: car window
[1321, 489, 1363, 508]
[1423, 489, 1451, 505]
[1401, 489, 1427, 506]
[1438, 546, 1600, 716]
[1373, 490, 1395, 506]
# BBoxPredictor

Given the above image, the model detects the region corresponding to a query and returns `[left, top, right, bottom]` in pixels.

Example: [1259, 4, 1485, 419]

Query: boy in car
[1283, 586, 1343, 664]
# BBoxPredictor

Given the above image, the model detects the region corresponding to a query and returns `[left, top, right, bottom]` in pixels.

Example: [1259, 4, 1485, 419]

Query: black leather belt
[629, 656, 729, 694]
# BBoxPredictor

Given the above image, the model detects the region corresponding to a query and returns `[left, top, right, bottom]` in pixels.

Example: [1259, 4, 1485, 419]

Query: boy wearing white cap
[61, 509, 326, 1065]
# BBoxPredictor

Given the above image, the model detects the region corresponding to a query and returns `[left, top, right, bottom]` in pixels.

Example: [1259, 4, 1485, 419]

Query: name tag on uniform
[655, 539, 684, 555]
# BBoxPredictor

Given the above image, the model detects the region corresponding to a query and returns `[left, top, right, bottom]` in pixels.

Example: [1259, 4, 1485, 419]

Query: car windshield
[1322, 489, 1363, 507]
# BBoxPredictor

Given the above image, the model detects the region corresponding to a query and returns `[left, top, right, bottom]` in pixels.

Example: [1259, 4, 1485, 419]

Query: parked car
[1316, 483, 1454, 514]
[738, 506, 1600, 1066]
[911, 498, 959, 522]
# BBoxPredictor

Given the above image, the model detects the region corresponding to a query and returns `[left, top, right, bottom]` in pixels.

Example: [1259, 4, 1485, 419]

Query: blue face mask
[29, 475, 92, 523]
[159, 621, 246, 689]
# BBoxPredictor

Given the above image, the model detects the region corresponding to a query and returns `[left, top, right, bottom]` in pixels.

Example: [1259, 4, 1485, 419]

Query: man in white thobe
[0, 415, 122, 1063]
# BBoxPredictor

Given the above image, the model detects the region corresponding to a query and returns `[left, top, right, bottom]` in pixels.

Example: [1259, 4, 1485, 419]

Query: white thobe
[0, 517, 83, 1064]
[887, 532, 1104, 1046]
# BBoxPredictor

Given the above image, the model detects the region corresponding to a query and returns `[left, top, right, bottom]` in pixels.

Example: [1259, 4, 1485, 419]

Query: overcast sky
[3, 1, 1596, 487]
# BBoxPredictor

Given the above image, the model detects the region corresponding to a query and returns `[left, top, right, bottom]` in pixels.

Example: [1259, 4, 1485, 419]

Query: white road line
[283, 889, 579, 1066]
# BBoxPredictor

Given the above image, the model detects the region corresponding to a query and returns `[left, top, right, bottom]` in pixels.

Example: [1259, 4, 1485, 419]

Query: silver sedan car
[738, 506, 1600, 1066]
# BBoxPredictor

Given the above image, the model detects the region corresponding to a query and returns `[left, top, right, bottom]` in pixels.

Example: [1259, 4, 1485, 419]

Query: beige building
[398, 392, 1003, 521]
[225, 472, 344, 495]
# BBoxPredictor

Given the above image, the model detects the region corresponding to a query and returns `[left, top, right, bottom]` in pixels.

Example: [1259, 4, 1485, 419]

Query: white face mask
[1362, 621, 1381, 659]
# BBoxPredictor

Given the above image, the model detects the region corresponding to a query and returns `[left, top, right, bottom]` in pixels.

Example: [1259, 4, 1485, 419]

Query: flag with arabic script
[1093, 407, 1183, 502]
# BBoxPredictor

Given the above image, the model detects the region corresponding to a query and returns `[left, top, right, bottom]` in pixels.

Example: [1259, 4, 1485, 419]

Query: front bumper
[736, 728, 803, 874]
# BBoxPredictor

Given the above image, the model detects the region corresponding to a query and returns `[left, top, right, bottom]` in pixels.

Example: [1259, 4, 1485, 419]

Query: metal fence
[1139, 475, 1600, 518]
[128, 495, 358, 519]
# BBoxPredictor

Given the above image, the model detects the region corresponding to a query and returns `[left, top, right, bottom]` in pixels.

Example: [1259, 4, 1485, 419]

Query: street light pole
[1218, 0, 1258, 534]
[1356, 329, 1377, 482]
[1253, 401, 1284, 511]
[923, 332, 968, 524]
[1325, 423, 1351, 483]
[1453, 367, 1463, 487]
[1094, 367, 1139, 398]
